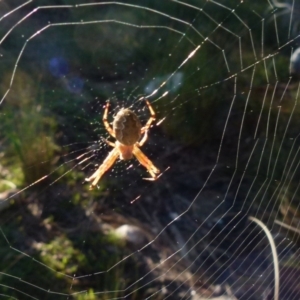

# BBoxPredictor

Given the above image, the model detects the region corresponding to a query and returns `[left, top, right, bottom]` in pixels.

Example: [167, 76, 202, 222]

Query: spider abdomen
[113, 108, 142, 145]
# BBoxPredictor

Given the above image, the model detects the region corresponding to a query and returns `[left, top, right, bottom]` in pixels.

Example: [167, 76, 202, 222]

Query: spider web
[0, 0, 300, 299]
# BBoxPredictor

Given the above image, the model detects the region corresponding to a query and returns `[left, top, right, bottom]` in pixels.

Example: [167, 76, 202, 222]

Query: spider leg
[85, 147, 119, 189]
[132, 145, 160, 180]
[103, 101, 115, 137]
[101, 137, 115, 148]
[138, 130, 148, 147]
[141, 99, 156, 133]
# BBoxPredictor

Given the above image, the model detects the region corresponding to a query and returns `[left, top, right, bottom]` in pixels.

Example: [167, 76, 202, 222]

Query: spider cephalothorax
[85, 100, 160, 189]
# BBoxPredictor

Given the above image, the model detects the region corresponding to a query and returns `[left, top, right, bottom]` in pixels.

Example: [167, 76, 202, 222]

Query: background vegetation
[0, 0, 299, 299]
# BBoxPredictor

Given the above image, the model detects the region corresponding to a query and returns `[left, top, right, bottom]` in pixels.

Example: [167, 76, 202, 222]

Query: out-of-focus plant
[0, 209, 140, 300]
[1, 70, 60, 187]
[280, 197, 300, 247]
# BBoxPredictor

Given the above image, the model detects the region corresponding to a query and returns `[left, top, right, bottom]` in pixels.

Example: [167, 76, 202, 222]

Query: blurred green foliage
[1, 70, 60, 187]
[0, 203, 143, 299]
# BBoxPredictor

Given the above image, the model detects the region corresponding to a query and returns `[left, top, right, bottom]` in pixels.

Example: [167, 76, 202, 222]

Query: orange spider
[85, 99, 160, 189]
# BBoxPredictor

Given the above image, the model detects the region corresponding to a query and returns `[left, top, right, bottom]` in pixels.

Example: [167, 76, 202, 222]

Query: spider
[85, 99, 160, 189]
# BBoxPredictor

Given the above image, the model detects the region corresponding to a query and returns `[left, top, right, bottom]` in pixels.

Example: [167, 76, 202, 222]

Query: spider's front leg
[103, 102, 115, 138]
[141, 99, 156, 133]
[85, 147, 119, 189]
